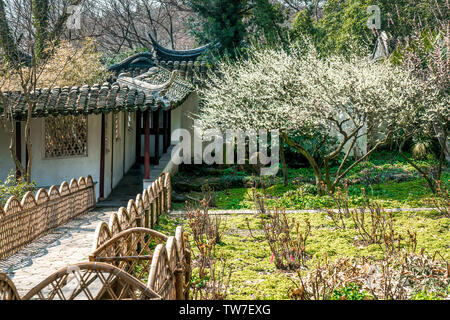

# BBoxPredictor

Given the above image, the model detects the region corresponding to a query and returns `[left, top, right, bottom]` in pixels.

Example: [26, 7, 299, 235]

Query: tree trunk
[433, 123, 450, 163]
[282, 133, 323, 194]
[323, 158, 333, 193]
[399, 140, 436, 193]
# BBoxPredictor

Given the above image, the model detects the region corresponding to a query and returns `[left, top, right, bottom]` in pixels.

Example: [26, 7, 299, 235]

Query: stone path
[0, 207, 116, 297]
[170, 207, 438, 216]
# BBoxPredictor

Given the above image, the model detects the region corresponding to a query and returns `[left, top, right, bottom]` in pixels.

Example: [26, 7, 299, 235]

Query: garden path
[170, 207, 437, 216]
[0, 208, 116, 297]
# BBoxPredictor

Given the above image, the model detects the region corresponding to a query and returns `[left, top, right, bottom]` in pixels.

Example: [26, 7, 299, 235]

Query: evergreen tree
[185, 0, 288, 58]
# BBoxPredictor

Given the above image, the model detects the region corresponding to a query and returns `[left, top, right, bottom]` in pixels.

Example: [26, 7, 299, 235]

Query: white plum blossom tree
[195, 42, 434, 192]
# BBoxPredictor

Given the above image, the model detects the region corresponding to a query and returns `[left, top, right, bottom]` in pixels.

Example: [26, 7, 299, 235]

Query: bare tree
[78, 0, 195, 55]
[0, 0, 105, 183]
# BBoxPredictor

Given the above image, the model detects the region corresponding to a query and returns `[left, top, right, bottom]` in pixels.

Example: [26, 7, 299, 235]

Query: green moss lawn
[157, 209, 450, 300]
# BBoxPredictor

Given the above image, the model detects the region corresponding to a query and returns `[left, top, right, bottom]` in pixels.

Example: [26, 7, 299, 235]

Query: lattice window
[44, 115, 88, 158]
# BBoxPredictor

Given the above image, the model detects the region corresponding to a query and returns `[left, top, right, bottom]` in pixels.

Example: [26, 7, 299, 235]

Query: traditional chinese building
[0, 37, 209, 201]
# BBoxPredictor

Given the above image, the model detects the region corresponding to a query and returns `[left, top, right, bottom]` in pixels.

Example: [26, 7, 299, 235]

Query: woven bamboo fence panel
[175, 225, 191, 299]
[89, 172, 192, 300]
[22, 262, 161, 300]
[92, 173, 170, 250]
[0, 272, 20, 300]
[89, 226, 191, 300]
[0, 176, 96, 260]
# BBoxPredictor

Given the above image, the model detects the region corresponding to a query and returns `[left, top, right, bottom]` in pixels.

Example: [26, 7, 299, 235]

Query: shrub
[191, 256, 232, 300]
[0, 172, 37, 207]
[331, 283, 371, 300]
[326, 183, 418, 254]
[289, 251, 449, 300]
[201, 181, 217, 208]
[428, 181, 450, 218]
[185, 198, 232, 300]
[259, 208, 311, 270]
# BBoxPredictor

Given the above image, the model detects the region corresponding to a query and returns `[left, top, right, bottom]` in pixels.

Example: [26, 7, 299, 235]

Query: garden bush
[0, 172, 36, 207]
[185, 198, 232, 300]
[289, 250, 449, 300]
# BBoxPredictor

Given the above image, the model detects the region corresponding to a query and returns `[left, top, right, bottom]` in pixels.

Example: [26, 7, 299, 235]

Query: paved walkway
[0, 208, 116, 296]
[97, 146, 174, 208]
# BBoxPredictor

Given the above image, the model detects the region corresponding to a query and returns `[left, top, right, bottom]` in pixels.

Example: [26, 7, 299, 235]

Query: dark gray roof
[148, 32, 212, 62]
[107, 51, 209, 82]
[0, 67, 193, 120]
[108, 52, 156, 77]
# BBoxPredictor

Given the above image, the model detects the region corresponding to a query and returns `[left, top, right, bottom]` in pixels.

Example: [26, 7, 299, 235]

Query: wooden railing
[90, 172, 191, 300]
[0, 172, 190, 300]
[92, 172, 171, 250]
[0, 176, 96, 260]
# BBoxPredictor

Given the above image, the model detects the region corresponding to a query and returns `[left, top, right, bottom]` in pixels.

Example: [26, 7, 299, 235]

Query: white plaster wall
[0, 112, 139, 201]
[330, 120, 368, 158]
[170, 104, 182, 142]
[181, 92, 199, 137]
[124, 111, 136, 173]
[29, 114, 102, 199]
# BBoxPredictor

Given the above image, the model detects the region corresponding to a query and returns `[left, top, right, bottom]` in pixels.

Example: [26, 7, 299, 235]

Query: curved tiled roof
[0, 67, 193, 120]
[107, 51, 209, 82]
[108, 52, 156, 77]
[148, 32, 211, 62]
[118, 67, 193, 108]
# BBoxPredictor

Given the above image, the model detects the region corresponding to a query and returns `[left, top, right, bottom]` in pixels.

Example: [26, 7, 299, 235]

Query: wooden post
[184, 249, 191, 299]
[153, 109, 160, 165]
[144, 110, 150, 180]
[144, 207, 150, 228]
[150, 202, 155, 228]
[161, 184, 166, 214]
[99, 113, 106, 200]
[175, 268, 184, 300]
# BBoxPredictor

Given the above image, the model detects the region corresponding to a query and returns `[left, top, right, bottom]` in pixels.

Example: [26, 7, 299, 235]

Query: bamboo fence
[91, 172, 171, 250]
[22, 262, 161, 300]
[90, 172, 191, 300]
[0, 176, 96, 260]
[0, 272, 20, 300]
[0, 172, 190, 300]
